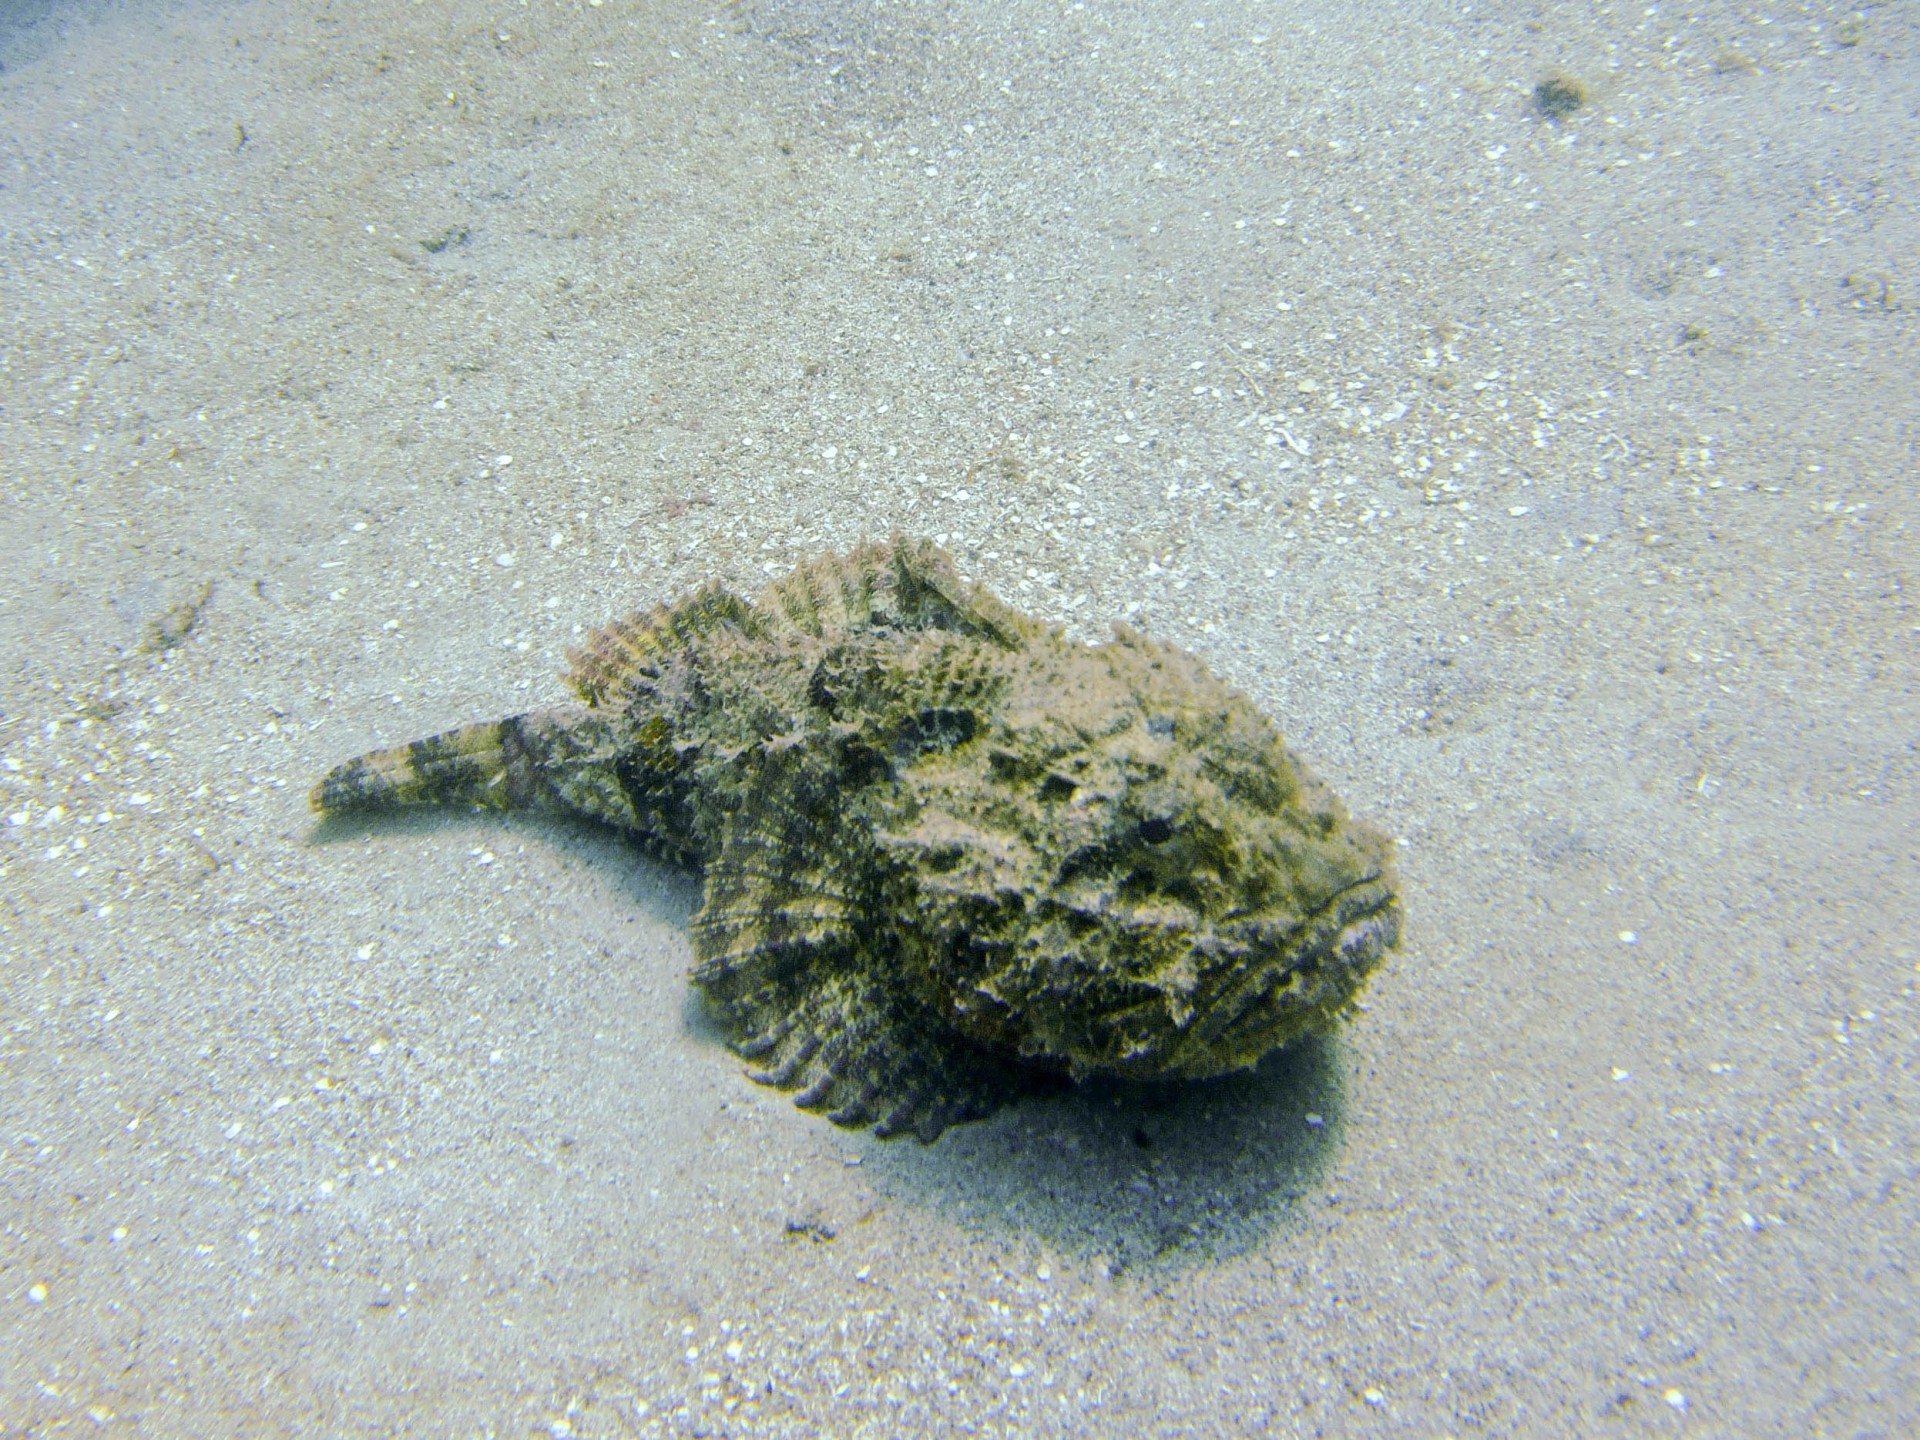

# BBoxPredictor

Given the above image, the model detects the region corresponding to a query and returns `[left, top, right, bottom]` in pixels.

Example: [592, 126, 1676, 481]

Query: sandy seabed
[2, 0, 1914, 1434]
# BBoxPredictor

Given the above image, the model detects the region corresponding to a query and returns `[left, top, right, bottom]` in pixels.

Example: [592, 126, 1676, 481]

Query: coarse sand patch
[2, 0, 1914, 1433]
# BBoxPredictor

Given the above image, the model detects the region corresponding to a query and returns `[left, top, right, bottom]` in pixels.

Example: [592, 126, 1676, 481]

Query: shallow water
[3, 1, 1915, 1433]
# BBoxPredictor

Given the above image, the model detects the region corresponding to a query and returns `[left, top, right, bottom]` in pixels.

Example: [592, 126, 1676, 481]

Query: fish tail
[311, 717, 538, 815]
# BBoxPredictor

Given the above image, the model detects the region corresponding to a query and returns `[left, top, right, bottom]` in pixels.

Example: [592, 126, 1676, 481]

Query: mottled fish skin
[313, 538, 1401, 1141]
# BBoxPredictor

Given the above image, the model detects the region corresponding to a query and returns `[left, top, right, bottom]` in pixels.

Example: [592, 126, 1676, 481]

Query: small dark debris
[1528, 824, 1603, 867]
[140, 581, 213, 654]
[421, 227, 470, 255]
[661, 492, 716, 520]
[1534, 74, 1588, 118]
[783, 1218, 836, 1244]
[1841, 272, 1898, 312]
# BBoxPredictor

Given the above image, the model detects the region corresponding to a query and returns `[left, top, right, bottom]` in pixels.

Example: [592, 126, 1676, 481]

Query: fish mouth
[1162, 873, 1400, 1078]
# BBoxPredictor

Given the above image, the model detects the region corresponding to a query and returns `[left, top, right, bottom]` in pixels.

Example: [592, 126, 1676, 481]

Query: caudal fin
[310, 720, 518, 815]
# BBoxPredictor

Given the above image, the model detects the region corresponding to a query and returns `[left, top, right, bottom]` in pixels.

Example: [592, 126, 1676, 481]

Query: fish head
[903, 627, 1400, 1079]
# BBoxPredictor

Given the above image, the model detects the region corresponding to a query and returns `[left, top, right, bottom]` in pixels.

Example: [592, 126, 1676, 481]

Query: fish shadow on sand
[308, 806, 700, 908]
[856, 1033, 1349, 1275]
[311, 808, 1348, 1274]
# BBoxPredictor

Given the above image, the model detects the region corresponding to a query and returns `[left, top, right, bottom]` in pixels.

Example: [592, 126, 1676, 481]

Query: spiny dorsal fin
[564, 581, 759, 709]
[565, 541, 1034, 711]
[759, 537, 1034, 647]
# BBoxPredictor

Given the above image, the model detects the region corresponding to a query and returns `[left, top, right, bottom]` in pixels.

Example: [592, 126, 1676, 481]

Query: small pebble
[27, 1283, 47, 1304]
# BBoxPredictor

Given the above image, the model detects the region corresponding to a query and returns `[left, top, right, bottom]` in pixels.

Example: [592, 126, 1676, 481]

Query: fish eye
[1137, 816, 1175, 845]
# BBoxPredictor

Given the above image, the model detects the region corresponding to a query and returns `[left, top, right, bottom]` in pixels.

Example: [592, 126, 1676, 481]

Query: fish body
[314, 538, 1400, 1140]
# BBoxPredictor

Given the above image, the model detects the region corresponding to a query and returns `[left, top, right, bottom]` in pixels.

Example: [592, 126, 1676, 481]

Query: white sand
[3, 0, 1914, 1432]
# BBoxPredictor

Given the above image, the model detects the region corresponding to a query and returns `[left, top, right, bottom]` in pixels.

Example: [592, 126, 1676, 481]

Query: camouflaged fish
[313, 538, 1400, 1140]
